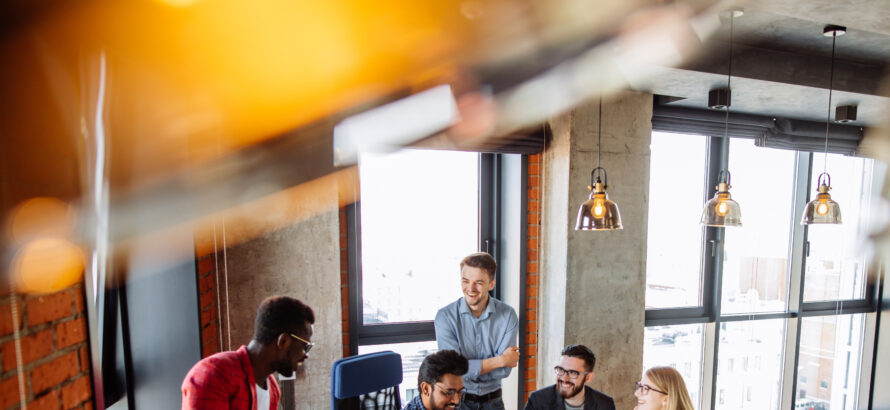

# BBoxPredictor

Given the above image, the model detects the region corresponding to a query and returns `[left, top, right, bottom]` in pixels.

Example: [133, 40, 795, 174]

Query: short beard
[558, 380, 584, 400]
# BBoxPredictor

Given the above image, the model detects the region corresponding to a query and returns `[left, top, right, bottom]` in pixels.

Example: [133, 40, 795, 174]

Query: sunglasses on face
[288, 333, 314, 353]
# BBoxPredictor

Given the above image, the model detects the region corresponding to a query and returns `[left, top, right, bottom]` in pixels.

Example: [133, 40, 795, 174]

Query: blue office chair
[331, 351, 403, 410]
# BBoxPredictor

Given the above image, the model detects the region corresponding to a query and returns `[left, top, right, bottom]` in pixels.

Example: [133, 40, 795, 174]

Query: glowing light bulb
[716, 200, 728, 216]
[593, 203, 605, 218]
[816, 201, 829, 215]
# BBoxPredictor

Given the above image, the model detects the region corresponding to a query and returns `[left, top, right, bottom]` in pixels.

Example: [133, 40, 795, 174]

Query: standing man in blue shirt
[435, 252, 520, 410]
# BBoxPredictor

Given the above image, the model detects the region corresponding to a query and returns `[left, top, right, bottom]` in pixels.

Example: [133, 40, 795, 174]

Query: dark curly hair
[252, 296, 315, 344]
[417, 350, 469, 391]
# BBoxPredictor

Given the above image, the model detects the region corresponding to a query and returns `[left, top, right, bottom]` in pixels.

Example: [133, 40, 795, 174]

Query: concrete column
[220, 189, 342, 409]
[539, 91, 651, 410]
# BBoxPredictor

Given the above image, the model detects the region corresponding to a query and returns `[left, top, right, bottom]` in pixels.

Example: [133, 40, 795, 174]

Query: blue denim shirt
[401, 394, 426, 410]
[434, 297, 519, 395]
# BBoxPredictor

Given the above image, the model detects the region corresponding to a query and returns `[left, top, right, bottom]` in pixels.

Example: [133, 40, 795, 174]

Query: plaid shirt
[182, 345, 281, 410]
[401, 395, 427, 410]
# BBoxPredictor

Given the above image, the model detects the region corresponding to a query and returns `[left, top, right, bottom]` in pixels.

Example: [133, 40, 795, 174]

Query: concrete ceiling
[636, 0, 890, 127]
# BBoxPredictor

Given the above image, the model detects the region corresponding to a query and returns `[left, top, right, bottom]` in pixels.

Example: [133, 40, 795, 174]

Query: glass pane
[804, 154, 875, 301]
[646, 132, 708, 308]
[643, 324, 705, 408]
[722, 139, 796, 314]
[796, 314, 864, 410]
[359, 150, 478, 324]
[716, 319, 786, 410]
[359, 340, 439, 403]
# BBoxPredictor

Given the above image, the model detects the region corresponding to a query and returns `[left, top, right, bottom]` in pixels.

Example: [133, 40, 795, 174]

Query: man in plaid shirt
[182, 296, 315, 409]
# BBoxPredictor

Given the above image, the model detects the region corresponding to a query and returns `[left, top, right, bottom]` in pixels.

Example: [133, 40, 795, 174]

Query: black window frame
[644, 132, 884, 410]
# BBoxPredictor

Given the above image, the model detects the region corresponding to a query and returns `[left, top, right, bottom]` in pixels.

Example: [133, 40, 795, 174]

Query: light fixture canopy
[576, 167, 622, 230]
[802, 172, 842, 224]
[802, 24, 845, 225]
[701, 170, 742, 227]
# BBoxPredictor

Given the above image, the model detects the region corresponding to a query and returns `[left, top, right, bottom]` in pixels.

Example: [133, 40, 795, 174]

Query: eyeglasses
[554, 366, 589, 380]
[288, 333, 314, 353]
[434, 384, 466, 399]
[634, 381, 667, 396]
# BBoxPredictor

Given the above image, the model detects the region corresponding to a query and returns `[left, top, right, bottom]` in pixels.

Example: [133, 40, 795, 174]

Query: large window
[348, 149, 519, 400]
[644, 132, 882, 410]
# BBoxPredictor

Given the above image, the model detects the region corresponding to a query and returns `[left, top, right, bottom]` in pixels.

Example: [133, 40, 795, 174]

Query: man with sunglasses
[523, 344, 615, 410]
[182, 296, 315, 409]
[403, 350, 469, 410]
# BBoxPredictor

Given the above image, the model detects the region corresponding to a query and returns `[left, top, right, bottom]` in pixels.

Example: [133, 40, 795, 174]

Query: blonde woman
[633, 366, 695, 410]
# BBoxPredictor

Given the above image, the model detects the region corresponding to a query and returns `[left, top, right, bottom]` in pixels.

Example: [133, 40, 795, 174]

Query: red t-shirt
[182, 345, 281, 410]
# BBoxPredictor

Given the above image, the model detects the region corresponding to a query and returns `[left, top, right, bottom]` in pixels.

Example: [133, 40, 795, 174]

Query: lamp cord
[597, 95, 602, 171]
[721, 11, 734, 180]
[824, 31, 837, 175]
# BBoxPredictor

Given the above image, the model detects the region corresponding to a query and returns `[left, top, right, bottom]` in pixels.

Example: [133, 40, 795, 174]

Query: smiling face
[461, 266, 494, 312]
[422, 373, 464, 410]
[634, 374, 668, 410]
[556, 355, 593, 401]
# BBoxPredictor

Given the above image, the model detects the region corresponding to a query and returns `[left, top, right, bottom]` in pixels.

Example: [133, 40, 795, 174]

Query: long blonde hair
[645, 366, 695, 410]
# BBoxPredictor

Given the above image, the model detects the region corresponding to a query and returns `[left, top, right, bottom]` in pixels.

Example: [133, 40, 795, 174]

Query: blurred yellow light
[816, 201, 829, 216]
[11, 238, 85, 294]
[593, 203, 605, 218]
[717, 200, 729, 216]
[8, 197, 75, 242]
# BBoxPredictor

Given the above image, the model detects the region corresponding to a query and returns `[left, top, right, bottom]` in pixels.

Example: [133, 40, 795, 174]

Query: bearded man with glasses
[182, 296, 315, 409]
[523, 344, 615, 410]
[403, 350, 469, 410]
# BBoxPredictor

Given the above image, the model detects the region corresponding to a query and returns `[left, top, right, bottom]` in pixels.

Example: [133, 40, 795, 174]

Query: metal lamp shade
[701, 183, 742, 227]
[575, 190, 622, 231]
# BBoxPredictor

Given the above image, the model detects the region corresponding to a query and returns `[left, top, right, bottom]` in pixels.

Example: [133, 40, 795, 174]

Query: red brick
[26, 291, 73, 326]
[527, 262, 538, 274]
[527, 297, 537, 310]
[0, 375, 25, 408]
[79, 347, 90, 372]
[84, 400, 94, 410]
[527, 238, 538, 251]
[342, 334, 350, 346]
[525, 321, 537, 333]
[527, 356, 537, 369]
[1, 329, 53, 371]
[528, 164, 540, 176]
[28, 390, 59, 410]
[339, 236, 348, 249]
[62, 375, 92, 408]
[56, 317, 87, 349]
[527, 212, 540, 225]
[525, 273, 538, 287]
[526, 368, 537, 380]
[525, 310, 536, 322]
[197, 257, 214, 276]
[201, 324, 216, 344]
[73, 288, 85, 313]
[528, 175, 540, 188]
[199, 274, 214, 293]
[525, 332, 537, 344]
[199, 289, 215, 310]
[527, 200, 539, 213]
[525, 381, 536, 393]
[201, 306, 216, 325]
[203, 337, 219, 358]
[30, 351, 78, 393]
[527, 248, 538, 262]
[527, 285, 538, 298]
[528, 154, 541, 165]
[0, 301, 23, 338]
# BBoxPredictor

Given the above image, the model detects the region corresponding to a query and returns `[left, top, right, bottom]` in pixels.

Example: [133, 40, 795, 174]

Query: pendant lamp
[801, 25, 844, 225]
[575, 97, 622, 231]
[701, 9, 742, 227]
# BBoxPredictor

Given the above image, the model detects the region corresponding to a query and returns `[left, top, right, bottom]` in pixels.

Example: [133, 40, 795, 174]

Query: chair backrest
[330, 351, 403, 410]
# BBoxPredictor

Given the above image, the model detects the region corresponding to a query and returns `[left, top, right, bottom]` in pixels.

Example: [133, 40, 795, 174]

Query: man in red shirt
[182, 296, 315, 409]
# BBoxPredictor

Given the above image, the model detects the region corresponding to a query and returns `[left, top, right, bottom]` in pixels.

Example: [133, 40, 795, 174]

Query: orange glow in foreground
[11, 238, 85, 294]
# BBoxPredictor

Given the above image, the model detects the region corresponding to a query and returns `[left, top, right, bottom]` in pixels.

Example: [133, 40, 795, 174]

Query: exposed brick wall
[524, 153, 542, 402]
[0, 284, 93, 409]
[196, 254, 221, 358]
[339, 207, 350, 358]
